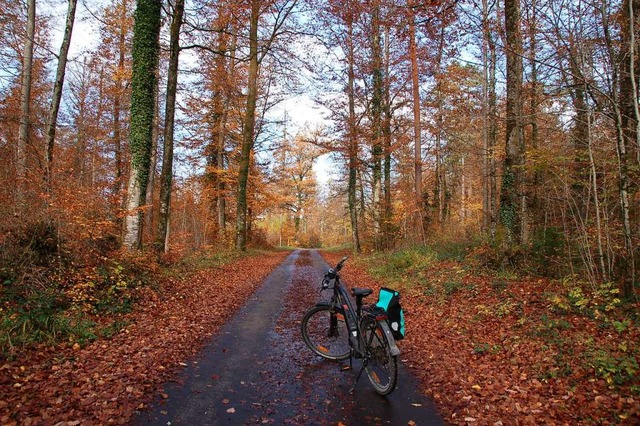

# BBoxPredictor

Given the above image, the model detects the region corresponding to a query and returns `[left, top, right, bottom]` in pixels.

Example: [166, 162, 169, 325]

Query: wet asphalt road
[133, 250, 444, 425]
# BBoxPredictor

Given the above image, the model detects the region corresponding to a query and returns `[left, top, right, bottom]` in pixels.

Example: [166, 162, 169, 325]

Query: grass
[0, 289, 98, 358]
[180, 249, 244, 270]
[367, 245, 437, 282]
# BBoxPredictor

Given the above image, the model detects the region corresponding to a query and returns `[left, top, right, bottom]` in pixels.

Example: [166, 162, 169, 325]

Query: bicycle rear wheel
[301, 305, 351, 361]
[361, 317, 398, 395]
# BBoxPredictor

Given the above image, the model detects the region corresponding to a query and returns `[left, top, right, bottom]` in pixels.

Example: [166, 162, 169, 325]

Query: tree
[617, 0, 638, 295]
[110, 0, 133, 205]
[369, 0, 384, 246]
[346, 2, 361, 252]
[236, 0, 261, 251]
[499, 0, 525, 245]
[236, 0, 299, 251]
[273, 135, 322, 241]
[16, 0, 35, 213]
[122, 0, 162, 250]
[408, 2, 425, 242]
[481, 0, 498, 237]
[45, 0, 77, 192]
[155, 0, 185, 253]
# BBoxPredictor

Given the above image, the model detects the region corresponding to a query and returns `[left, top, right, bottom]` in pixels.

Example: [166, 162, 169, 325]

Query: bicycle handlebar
[323, 256, 348, 285]
[335, 256, 348, 271]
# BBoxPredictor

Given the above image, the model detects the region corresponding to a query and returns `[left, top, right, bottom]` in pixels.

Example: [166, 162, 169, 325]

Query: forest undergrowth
[323, 246, 640, 425]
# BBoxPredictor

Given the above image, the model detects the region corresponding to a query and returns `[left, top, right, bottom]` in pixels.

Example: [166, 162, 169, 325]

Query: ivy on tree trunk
[123, 0, 161, 251]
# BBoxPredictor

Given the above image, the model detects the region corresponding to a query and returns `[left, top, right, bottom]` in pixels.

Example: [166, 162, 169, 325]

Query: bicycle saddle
[351, 287, 373, 297]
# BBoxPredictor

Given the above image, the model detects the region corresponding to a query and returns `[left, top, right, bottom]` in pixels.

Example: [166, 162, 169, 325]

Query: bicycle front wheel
[361, 317, 398, 395]
[301, 305, 351, 361]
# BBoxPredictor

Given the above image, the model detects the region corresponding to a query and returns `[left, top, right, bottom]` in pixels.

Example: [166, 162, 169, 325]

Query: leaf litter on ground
[0, 251, 288, 425]
[321, 251, 640, 425]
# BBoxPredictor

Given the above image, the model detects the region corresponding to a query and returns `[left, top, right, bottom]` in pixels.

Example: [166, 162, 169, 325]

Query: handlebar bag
[375, 287, 405, 340]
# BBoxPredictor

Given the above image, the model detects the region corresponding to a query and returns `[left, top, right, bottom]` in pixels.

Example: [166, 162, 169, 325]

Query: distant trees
[0, 0, 637, 296]
[235, 0, 300, 251]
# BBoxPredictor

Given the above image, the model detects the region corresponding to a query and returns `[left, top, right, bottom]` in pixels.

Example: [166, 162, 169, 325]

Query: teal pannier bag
[375, 287, 405, 340]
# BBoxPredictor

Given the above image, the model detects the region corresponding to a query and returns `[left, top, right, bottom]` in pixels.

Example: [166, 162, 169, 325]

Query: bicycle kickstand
[349, 358, 368, 394]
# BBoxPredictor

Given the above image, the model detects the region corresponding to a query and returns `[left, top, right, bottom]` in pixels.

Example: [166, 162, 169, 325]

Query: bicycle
[301, 256, 400, 395]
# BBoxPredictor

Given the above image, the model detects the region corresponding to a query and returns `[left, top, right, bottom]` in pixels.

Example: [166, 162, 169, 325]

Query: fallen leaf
[226, 408, 236, 414]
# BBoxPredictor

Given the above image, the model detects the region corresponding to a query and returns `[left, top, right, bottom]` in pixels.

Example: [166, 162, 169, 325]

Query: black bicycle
[301, 256, 400, 395]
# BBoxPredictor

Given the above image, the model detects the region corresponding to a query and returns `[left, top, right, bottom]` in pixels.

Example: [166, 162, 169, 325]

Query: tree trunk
[207, 16, 233, 241]
[123, 0, 162, 251]
[383, 23, 393, 249]
[156, 0, 184, 252]
[347, 6, 361, 253]
[607, 0, 636, 296]
[434, 24, 446, 227]
[409, 5, 424, 242]
[567, 41, 591, 220]
[482, 0, 490, 234]
[45, 0, 77, 192]
[113, 0, 129, 220]
[499, 0, 525, 245]
[622, 0, 640, 165]
[586, 106, 609, 281]
[488, 17, 498, 237]
[370, 0, 383, 246]
[478, 0, 501, 237]
[525, 0, 539, 243]
[17, 0, 35, 214]
[236, 0, 260, 251]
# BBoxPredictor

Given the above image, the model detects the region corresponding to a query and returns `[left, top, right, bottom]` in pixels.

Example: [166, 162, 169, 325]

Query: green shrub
[549, 280, 622, 319]
[443, 280, 463, 297]
[0, 288, 97, 358]
[585, 348, 639, 385]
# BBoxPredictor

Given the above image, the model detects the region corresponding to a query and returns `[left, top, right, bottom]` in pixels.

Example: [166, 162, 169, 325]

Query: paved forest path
[134, 250, 443, 425]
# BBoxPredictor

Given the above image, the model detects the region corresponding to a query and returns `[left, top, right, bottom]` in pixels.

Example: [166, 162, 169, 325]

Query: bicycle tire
[301, 305, 351, 361]
[361, 317, 398, 395]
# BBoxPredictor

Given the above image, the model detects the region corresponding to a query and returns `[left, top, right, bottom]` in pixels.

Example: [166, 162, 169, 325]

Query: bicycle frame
[319, 272, 400, 359]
